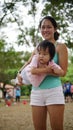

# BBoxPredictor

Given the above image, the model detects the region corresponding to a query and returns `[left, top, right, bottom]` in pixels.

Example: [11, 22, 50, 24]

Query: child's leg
[17, 74, 23, 84]
[17, 69, 31, 85]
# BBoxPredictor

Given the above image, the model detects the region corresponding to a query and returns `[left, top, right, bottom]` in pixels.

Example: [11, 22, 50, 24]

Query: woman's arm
[56, 43, 68, 76]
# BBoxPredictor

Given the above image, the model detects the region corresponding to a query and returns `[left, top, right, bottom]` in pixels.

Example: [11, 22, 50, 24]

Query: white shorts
[30, 86, 65, 106]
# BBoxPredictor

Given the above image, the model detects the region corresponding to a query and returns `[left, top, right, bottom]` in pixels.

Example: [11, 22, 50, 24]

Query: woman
[19, 16, 68, 130]
[30, 16, 68, 130]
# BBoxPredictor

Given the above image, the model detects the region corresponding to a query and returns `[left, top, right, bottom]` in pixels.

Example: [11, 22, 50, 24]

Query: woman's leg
[47, 104, 65, 130]
[32, 106, 47, 130]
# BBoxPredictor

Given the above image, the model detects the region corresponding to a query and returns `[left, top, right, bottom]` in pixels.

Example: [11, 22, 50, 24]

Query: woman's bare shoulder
[57, 42, 67, 46]
[56, 42, 67, 52]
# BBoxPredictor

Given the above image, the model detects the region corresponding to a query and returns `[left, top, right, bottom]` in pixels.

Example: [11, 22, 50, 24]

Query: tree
[0, 0, 73, 49]
[61, 63, 73, 84]
[0, 38, 31, 83]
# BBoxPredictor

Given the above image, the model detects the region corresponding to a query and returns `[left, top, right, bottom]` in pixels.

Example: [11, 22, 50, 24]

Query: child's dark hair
[37, 40, 55, 61]
[39, 16, 59, 40]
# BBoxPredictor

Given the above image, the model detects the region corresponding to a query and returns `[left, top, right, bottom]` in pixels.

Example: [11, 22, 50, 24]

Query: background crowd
[63, 81, 73, 103]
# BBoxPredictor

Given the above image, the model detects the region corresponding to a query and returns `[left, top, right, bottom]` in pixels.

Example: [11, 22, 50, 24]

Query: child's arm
[31, 61, 64, 76]
[31, 65, 53, 75]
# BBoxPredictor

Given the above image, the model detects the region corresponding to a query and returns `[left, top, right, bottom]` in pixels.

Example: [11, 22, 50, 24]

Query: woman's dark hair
[39, 16, 59, 40]
[37, 40, 55, 61]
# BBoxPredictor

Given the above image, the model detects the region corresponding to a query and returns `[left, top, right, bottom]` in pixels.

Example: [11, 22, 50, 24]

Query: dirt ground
[0, 100, 73, 130]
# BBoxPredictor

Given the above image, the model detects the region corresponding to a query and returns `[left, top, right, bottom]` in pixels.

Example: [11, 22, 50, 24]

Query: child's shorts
[30, 86, 65, 106]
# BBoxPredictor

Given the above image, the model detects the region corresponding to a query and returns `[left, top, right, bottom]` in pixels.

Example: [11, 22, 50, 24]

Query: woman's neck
[49, 39, 56, 44]
[44, 38, 56, 45]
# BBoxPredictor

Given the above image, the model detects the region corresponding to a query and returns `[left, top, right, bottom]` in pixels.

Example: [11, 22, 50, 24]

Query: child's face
[38, 47, 50, 64]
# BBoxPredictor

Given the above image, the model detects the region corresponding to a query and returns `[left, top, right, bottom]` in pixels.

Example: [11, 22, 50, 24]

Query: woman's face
[40, 19, 56, 41]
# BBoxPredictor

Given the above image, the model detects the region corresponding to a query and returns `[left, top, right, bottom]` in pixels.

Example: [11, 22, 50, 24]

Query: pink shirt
[23, 55, 46, 87]
[22, 54, 61, 87]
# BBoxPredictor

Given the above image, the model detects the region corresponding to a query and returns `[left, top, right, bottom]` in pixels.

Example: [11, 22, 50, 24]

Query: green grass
[21, 95, 30, 99]
[0, 100, 5, 107]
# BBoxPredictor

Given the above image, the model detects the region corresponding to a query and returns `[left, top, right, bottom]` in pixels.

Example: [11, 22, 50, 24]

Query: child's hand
[53, 67, 61, 74]
[45, 65, 53, 74]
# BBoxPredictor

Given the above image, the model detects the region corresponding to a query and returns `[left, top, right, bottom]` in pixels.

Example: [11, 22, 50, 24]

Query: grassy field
[0, 100, 73, 130]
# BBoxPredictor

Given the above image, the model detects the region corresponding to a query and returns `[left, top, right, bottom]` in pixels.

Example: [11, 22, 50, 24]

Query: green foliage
[21, 85, 32, 96]
[0, 0, 73, 48]
[0, 39, 31, 83]
[24, 51, 32, 61]
[61, 63, 73, 84]
[0, 51, 24, 71]
[0, 39, 7, 51]
[71, 57, 73, 63]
